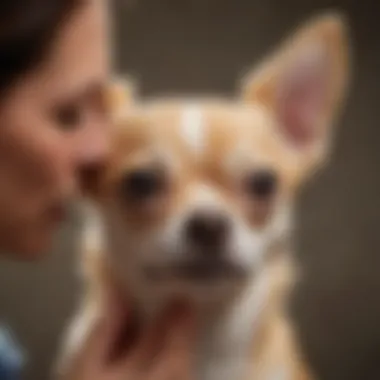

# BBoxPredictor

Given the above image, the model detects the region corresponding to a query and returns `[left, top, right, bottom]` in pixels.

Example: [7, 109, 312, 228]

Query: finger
[83, 286, 129, 364]
[161, 303, 195, 352]
[124, 302, 194, 369]
[148, 308, 195, 379]
[146, 344, 193, 380]
[147, 357, 192, 380]
[146, 348, 193, 380]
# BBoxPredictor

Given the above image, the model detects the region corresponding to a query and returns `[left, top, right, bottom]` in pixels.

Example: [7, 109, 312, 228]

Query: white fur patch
[180, 104, 205, 153]
[190, 184, 224, 209]
[80, 201, 104, 254]
[268, 367, 289, 380]
[55, 303, 100, 377]
[197, 273, 270, 380]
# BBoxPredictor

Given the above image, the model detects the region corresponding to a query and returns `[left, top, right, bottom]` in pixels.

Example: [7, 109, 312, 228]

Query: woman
[0, 0, 194, 379]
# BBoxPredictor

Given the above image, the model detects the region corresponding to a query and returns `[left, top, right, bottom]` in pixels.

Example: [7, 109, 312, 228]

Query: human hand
[65, 289, 195, 380]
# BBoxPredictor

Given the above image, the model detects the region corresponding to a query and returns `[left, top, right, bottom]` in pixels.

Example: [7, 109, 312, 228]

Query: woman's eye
[54, 102, 85, 130]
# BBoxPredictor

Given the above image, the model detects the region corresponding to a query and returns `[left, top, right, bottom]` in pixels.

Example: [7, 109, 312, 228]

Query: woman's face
[0, 0, 111, 258]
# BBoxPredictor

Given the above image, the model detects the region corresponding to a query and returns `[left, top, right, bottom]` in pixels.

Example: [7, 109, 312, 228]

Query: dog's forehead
[126, 99, 273, 158]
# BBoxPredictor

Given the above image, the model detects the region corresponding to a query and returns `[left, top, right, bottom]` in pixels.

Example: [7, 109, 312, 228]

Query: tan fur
[56, 13, 350, 380]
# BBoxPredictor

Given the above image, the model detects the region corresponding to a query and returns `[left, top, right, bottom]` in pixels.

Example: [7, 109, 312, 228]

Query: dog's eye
[245, 169, 278, 199]
[119, 169, 164, 201]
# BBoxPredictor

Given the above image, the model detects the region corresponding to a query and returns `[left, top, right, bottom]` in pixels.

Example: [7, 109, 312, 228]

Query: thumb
[155, 304, 195, 362]
[83, 287, 129, 365]
[146, 305, 196, 380]
[124, 303, 196, 373]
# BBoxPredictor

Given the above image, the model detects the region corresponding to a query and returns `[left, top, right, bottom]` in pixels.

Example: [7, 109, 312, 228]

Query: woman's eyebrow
[55, 80, 106, 105]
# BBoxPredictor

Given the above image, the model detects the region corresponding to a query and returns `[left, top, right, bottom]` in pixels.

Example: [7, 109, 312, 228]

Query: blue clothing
[0, 326, 24, 380]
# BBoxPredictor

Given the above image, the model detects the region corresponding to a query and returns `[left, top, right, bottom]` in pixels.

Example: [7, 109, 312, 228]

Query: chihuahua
[57, 13, 350, 380]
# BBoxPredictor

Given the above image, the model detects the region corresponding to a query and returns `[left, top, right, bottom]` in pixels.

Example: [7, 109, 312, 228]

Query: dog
[56, 13, 350, 380]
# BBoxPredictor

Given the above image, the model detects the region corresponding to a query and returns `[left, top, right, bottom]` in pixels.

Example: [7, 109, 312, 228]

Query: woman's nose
[77, 120, 110, 166]
[74, 122, 110, 195]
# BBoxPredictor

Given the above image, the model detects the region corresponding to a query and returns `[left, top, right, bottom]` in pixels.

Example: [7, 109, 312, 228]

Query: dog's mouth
[143, 258, 245, 283]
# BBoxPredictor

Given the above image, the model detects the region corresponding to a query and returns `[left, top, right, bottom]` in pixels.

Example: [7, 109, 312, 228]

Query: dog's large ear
[242, 13, 350, 166]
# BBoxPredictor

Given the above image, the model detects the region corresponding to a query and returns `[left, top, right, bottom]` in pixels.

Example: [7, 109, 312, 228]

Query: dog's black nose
[185, 211, 230, 250]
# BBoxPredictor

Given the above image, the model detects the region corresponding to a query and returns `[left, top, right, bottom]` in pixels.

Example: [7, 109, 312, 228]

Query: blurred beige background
[1, 0, 380, 379]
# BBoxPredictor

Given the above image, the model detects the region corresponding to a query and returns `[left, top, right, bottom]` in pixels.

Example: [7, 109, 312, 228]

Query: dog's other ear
[242, 13, 350, 167]
[105, 76, 136, 121]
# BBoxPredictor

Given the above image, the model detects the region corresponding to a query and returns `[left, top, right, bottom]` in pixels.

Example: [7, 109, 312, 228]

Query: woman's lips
[47, 203, 67, 224]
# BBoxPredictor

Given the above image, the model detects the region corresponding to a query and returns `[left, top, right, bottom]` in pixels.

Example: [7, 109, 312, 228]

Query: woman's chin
[1, 230, 54, 261]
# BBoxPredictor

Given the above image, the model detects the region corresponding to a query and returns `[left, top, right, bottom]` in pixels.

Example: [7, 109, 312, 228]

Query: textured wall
[0, 0, 379, 379]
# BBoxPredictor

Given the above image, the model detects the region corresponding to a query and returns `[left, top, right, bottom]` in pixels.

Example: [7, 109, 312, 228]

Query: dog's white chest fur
[133, 274, 270, 380]
[197, 276, 269, 380]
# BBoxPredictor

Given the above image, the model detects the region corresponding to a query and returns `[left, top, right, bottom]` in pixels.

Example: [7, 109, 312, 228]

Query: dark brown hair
[0, 0, 82, 95]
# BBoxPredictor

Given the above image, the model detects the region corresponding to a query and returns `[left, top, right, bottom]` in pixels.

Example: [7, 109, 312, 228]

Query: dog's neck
[112, 244, 294, 380]
[195, 270, 271, 380]
[117, 270, 270, 380]
[82, 202, 295, 380]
